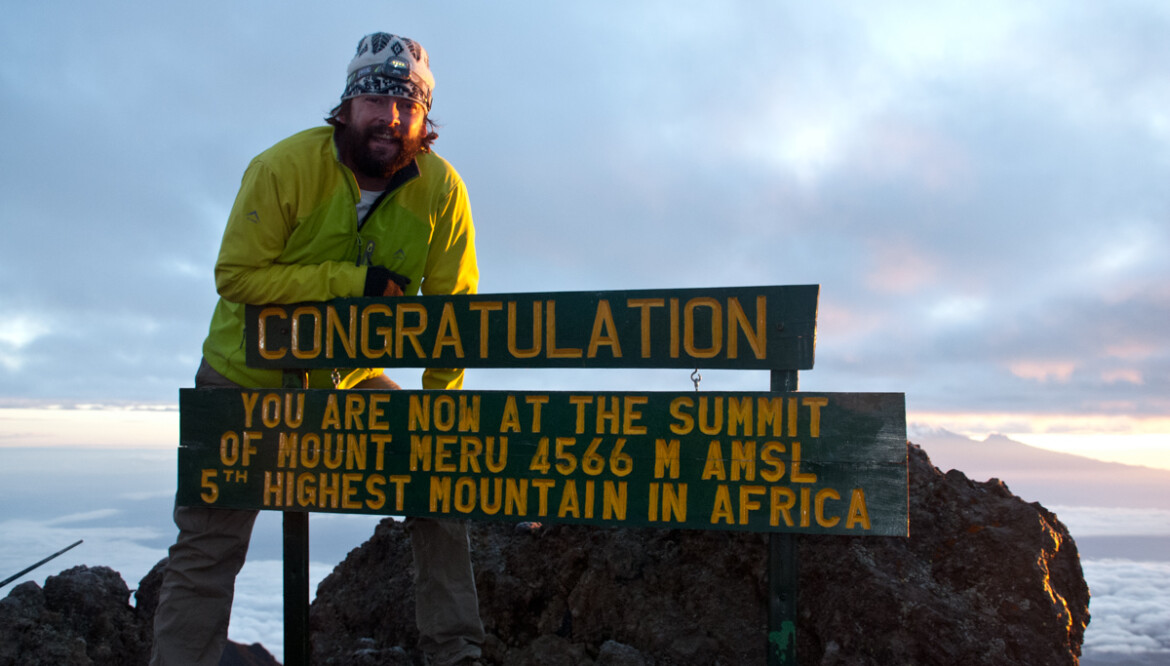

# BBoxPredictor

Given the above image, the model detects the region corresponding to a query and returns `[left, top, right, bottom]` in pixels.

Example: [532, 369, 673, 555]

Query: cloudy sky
[1, 1, 1167, 466]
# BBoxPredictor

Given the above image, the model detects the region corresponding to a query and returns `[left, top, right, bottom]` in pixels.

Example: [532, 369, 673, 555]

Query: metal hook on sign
[691, 369, 702, 391]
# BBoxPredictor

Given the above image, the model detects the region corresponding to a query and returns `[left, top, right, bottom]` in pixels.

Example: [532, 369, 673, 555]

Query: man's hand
[382, 279, 404, 297]
[364, 266, 411, 297]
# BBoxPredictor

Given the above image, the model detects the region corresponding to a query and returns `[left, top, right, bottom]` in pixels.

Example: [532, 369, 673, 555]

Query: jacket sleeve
[420, 176, 479, 391]
[214, 159, 366, 304]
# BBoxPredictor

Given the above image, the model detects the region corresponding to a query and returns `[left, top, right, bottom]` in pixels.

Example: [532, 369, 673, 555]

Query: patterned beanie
[342, 33, 434, 109]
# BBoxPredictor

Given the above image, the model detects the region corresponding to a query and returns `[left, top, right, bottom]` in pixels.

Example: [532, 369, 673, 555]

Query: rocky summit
[1, 443, 1089, 665]
[312, 443, 1089, 665]
[0, 563, 277, 666]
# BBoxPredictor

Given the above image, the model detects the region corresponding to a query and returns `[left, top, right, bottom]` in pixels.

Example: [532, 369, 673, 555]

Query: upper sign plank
[245, 285, 818, 370]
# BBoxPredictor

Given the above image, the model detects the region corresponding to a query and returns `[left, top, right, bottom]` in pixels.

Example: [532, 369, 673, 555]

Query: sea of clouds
[1, 448, 1168, 663]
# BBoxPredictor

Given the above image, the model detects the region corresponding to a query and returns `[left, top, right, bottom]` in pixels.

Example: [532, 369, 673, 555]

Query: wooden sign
[244, 285, 818, 370]
[178, 388, 907, 536]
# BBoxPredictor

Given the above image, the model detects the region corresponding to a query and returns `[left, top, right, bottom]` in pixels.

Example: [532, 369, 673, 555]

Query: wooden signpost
[176, 285, 908, 665]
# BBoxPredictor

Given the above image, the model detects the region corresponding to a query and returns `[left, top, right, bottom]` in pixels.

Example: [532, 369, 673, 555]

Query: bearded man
[151, 33, 484, 666]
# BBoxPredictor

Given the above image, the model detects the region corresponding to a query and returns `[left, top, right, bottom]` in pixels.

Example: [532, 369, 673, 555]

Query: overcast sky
[1, 1, 1167, 458]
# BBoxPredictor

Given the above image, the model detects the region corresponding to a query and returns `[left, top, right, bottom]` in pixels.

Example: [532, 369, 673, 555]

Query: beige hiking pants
[150, 361, 484, 666]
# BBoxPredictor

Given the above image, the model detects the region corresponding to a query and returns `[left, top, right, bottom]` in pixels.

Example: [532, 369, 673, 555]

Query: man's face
[338, 95, 427, 182]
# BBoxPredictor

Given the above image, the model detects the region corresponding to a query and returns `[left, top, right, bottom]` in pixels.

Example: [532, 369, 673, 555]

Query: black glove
[363, 266, 411, 296]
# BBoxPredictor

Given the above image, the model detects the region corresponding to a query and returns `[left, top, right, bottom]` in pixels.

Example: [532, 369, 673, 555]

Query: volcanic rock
[310, 443, 1089, 665]
[0, 565, 149, 666]
[0, 442, 1089, 665]
[0, 562, 278, 666]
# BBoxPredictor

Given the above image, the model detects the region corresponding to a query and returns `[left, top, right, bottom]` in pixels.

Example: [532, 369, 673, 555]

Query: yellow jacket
[202, 126, 478, 390]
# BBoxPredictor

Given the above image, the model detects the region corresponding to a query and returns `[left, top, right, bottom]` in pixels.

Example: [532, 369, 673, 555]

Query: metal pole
[282, 370, 311, 666]
[284, 511, 310, 665]
[768, 369, 798, 665]
[0, 540, 83, 588]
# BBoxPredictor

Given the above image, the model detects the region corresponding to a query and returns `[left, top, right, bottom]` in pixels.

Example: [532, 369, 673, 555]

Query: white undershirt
[356, 189, 380, 224]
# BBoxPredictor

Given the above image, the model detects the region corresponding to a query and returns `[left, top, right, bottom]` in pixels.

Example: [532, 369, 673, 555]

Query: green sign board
[178, 388, 907, 536]
[244, 285, 818, 371]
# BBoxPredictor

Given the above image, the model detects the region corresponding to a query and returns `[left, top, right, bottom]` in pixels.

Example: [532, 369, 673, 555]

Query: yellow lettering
[546, 300, 583, 358]
[624, 396, 647, 435]
[408, 394, 430, 430]
[257, 308, 288, 360]
[529, 437, 551, 473]
[345, 433, 367, 470]
[481, 477, 503, 515]
[455, 477, 475, 513]
[505, 478, 528, 515]
[321, 394, 341, 429]
[669, 397, 694, 435]
[284, 393, 305, 428]
[507, 301, 542, 358]
[770, 486, 796, 526]
[684, 297, 722, 358]
[803, 397, 828, 437]
[369, 393, 390, 431]
[846, 488, 871, 530]
[434, 435, 457, 472]
[410, 435, 432, 471]
[587, 299, 622, 358]
[815, 488, 840, 528]
[323, 434, 343, 470]
[533, 479, 555, 516]
[277, 432, 298, 468]
[654, 438, 680, 479]
[701, 440, 726, 480]
[219, 431, 239, 466]
[739, 485, 765, 525]
[388, 475, 410, 511]
[760, 441, 786, 482]
[486, 437, 508, 473]
[360, 304, 393, 358]
[603, 481, 627, 520]
[757, 397, 783, 437]
[626, 297, 664, 358]
[791, 441, 818, 483]
[730, 440, 756, 481]
[469, 301, 502, 359]
[500, 395, 521, 432]
[727, 296, 766, 359]
[698, 397, 723, 435]
[430, 476, 451, 512]
[460, 436, 483, 473]
[290, 306, 322, 359]
[558, 480, 580, 518]
[201, 469, 219, 503]
[262, 470, 280, 507]
[526, 395, 548, 432]
[240, 392, 260, 428]
[261, 394, 280, 428]
[342, 473, 362, 509]
[325, 305, 357, 360]
[728, 397, 752, 436]
[710, 485, 734, 524]
[300, 434, 321, 468]
[395, 303, 427, 359]
[365, 476, 386, 510]
[432, 302, 465, 358]
[344, 393, 365, 430]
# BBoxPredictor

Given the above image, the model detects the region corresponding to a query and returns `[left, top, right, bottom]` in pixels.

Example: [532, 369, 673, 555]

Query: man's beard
[340, 124, 425, 182]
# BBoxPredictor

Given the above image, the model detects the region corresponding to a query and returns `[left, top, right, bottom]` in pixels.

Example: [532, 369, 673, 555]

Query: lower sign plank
[178, 389, 907, 536]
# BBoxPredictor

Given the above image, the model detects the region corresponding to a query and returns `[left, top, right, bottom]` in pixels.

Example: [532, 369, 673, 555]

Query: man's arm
[214, 160, 367, 304]
[421, 176, 479, 390]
